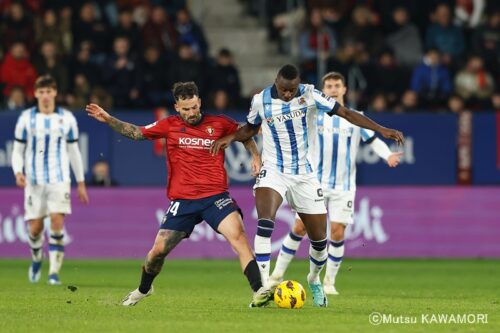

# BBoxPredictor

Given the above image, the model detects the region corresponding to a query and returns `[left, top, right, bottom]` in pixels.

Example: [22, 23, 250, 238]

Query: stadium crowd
[253, 0, 500, 112]
[1, 0, 499, 113]
[0, 0, 241, 111]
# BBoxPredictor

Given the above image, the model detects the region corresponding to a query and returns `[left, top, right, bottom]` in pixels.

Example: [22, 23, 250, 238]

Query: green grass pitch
[0, 259, 498, 333]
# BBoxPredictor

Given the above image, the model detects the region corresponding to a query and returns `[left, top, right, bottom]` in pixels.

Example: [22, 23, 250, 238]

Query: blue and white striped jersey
[247, 84, 338, 174]
[14, 106, 80, 185]
[312, 109, 375, 191]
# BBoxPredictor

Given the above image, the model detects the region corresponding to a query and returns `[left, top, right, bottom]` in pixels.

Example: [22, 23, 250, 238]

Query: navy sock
[138, 266, 157, 294]
[244, 259, 263, 292]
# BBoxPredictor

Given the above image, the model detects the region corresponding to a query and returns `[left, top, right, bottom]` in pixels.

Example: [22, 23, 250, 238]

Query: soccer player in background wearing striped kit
[211, 65, 404, 307]
[11, 75, 89, 285]
[269, 71, 402, 296]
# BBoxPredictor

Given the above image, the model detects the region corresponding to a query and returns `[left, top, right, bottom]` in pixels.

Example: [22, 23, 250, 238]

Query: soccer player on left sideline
[12, 75, 89, 285]
[87, 81, 272, 307]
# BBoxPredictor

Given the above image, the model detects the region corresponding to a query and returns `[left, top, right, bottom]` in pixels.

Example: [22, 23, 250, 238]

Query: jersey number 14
[167, 201, 180, 216]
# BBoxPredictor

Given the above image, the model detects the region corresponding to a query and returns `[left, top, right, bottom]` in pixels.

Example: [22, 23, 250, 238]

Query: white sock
[271, 232, 303, 280]
[48, 230, 65, 275]
[254, 219, 274, 287]
[324, 240, 344, 285]
[307, 238, 328, 284]
[28, 233, 44, 262]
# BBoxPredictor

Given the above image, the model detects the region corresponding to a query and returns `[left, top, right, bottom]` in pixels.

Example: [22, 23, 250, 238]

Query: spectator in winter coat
[0, 42, 37, 101]
[410, 49, 452, 108]
[426, 4, 465, 62]
[385, 7, 423, 67]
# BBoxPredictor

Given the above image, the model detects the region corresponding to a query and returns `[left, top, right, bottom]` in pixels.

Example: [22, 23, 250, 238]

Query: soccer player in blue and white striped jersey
[270, 72, 402, 295]
[11, 75, 89, 285]
[211, 65, 404, 307]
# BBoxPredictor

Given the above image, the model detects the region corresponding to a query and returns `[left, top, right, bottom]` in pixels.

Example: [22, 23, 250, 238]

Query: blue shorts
[160, 192, 242, 237]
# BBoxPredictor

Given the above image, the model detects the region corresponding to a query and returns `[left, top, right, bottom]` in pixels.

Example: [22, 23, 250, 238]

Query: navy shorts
[160, 192, 242, 237]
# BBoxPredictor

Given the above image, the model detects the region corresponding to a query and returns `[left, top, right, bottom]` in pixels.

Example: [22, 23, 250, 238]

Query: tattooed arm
[108, 117, 145, 140]
[86, 103, 145, 140]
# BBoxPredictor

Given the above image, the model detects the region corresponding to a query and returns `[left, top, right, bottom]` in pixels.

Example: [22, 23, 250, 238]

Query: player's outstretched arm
[335, 106, 404, 145]
[86, 103, 145, 140]
[210, 123, 260, 155]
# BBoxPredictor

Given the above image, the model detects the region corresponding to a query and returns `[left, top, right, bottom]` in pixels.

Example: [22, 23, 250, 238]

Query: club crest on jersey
[298, 97, 306, 105]
[206, 126, 215, 135]
[266, 117, 274, 126]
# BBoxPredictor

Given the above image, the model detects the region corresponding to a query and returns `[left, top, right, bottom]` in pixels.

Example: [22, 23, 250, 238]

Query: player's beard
[186, 113, 202, 125]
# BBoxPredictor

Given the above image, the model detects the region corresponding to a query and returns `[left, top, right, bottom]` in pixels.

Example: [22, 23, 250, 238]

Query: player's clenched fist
[15, 172, 26, 188]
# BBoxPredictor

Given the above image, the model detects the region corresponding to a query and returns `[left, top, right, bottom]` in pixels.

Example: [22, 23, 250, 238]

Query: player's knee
[219, 216, 247, 244]
[50, 214, 64, 228]
[330, 223, 345, 241]
[28, 220, 44, 235]
[228, 228, 247, 247]
[29, 227, 43, 237]
[150, 243, 168, 258]
[292, 219, 307, 236]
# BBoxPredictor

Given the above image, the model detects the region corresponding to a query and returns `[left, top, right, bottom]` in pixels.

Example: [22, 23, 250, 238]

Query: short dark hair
[321, 72, 346, 87]
[218, 48, 232, 58]
[449, 93, 463, 101]
[35, 75, 57, 90]
[277, 64, 299, 80]
[172, 81, 199, 101]
[118, 7, 133, 15]
[426, 48, 440, 55]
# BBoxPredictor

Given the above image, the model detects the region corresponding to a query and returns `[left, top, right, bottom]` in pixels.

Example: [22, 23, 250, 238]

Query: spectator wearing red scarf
[455, 55, 495, 103]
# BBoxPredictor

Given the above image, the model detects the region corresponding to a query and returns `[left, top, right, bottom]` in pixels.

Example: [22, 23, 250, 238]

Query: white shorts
[324, 189, 355, 225]
[254, 166, 326, 215]
[24, 182, 71, 220]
